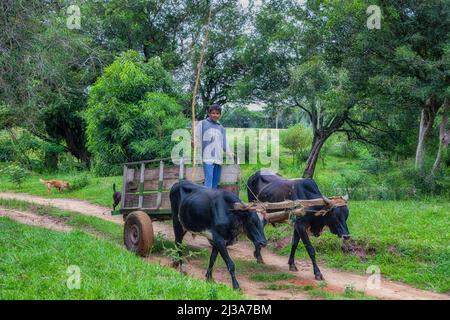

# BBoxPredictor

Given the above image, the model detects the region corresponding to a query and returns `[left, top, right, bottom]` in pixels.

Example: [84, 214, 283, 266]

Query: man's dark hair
[208, 103, 222, 114]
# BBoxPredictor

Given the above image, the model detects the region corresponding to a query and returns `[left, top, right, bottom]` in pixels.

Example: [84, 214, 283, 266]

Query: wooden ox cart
[112, 158, 342, 257]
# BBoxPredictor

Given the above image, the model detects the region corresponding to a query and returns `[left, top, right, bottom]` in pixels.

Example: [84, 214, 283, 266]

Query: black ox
[170, 180, 267, 290]
[247, 170, 350, 280]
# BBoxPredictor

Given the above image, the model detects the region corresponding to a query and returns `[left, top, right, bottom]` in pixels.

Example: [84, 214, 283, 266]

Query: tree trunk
[431, 98, 449, 175]
[303, 134, 327, 178]
[62, 127, 91, 169]
[44, 151, 59, 171]
[415, 95, 439, 172]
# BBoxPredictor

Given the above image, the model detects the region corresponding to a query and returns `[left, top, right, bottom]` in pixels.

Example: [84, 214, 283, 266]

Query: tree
[85, 51, 187, 176]
[0, 1, 107, 168]
[235, 1, 369, 177]
[326, 0, 450, 172]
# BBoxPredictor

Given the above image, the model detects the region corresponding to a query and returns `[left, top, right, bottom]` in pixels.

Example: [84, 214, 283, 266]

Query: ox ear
[342, 194, 349, 202]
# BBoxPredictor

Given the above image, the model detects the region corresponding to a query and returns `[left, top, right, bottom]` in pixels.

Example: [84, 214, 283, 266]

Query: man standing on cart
[192, 104, 233, 189]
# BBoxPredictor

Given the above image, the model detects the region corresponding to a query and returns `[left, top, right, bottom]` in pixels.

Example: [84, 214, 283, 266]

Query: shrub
[360, 154, 392, 175]
[398, 164, 450, 197]
[69, 173, 91, 191]
[332, 141, 362, 158]
[280, 125, 312, 165]
[331, 171, 370, 199]
[0, 164, 29, 187]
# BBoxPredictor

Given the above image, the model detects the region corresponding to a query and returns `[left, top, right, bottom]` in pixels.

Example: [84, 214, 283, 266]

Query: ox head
[322, 195, 350, 240]
[233, 203, 267, 249]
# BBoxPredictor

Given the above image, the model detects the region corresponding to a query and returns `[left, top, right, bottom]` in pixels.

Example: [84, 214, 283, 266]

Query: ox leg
[288, 229, 300, 272]
[296, 223, 324, 281]
[215, 239, 240, 290]
[205, 246, 219, 282]
[254, 245, 264, 264]
[172, 219, 187, 272]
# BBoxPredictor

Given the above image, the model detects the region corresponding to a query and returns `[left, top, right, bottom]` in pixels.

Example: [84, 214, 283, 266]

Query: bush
[332, 141, 363, 159]
[398, 164, 450, 197]
[0, 164, 29, 187]
[0, 132, 14, 162]
[69, 173, 91, 191]
[328, 171, 370, 200]
[280, 125, 312, 165]
[360, 154, 392, 175]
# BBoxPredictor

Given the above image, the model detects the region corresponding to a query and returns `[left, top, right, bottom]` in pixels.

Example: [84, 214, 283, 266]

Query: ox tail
[39, 179, 48, 184]
[113, 183, 116, 193]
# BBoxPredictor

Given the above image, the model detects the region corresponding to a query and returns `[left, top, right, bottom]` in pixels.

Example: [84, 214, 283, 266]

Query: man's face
[209, 109, 221, 122]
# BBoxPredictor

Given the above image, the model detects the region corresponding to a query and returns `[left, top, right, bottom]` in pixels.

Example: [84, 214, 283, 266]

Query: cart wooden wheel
[124, 211, 154, 257]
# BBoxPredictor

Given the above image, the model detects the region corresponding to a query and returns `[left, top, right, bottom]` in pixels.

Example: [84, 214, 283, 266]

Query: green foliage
[162, 241, 202, 265]
[69, 173, 91, 191]
[280, 125, 312, 165]
[85, 51, 187, 176]
[344, 284, 355, 296]
[221, 106, 267, 128]
[360, 154, 392, 175]
[333, 142, 363, 159]
[0, 164, 29, 187]
[333, 171, 369, 198]
[0, 131, 14, 162]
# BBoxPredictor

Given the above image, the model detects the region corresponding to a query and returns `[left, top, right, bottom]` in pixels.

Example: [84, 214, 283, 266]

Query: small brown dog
[39, 179, 70, 193]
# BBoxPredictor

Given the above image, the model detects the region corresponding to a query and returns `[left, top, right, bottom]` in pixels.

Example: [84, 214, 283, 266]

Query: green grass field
[0, 214, 242, 300]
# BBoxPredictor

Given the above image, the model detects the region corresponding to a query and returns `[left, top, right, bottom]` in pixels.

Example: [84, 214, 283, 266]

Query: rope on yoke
[234, 196, 349, 224]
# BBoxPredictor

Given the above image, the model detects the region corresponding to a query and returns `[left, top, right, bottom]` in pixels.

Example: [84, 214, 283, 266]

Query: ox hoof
[256, 258, 265, 264]
[289, 264, 298, 272]
[315, 274, 324, 281]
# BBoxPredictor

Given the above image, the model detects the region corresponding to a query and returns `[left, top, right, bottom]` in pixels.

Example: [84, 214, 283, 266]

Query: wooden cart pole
[191, 6, 213, 181]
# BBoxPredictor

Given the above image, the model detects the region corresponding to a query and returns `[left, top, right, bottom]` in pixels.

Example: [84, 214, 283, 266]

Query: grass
[266, 199, 450, 293]
[0, 198, 123, 245]
[0, 169, 120, 208]
[0, 217, 243, 300]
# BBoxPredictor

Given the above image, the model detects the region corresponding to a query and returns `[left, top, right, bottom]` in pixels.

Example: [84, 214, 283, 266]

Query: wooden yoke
[233, 197, 348, 224]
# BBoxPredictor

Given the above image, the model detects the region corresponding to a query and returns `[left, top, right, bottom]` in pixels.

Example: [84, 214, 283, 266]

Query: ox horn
[322, 195, 334, 206]
[342, 194, 349, 202]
